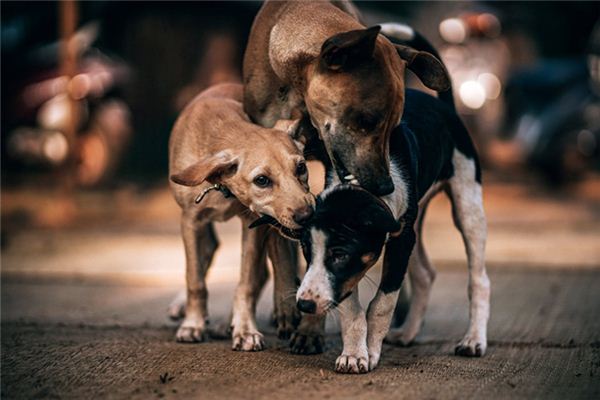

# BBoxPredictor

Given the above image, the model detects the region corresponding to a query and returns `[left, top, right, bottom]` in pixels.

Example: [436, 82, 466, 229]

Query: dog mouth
[333, 153, 359, 185]
[249, 215, 302, 240]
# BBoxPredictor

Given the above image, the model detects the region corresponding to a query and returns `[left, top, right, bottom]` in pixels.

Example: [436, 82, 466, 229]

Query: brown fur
[243, 0, 449, 195]
[168, 83, 313, 346]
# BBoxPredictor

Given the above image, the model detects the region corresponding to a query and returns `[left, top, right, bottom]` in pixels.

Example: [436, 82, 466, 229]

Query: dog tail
[380, 22, 456, 112]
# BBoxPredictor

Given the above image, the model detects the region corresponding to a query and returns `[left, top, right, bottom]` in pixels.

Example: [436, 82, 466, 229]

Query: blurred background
[2, 2, 600, 398]
[2, 0, 600, 331]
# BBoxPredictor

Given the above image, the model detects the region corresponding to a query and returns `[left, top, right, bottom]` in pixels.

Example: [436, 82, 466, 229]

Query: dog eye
[253, 175, 272, 188]
[356, 113, 378, 131]
[328, 249, 349, 264]
[296, 162, 307, 176]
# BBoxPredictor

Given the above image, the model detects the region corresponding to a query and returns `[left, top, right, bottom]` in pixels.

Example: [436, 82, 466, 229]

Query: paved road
[2, 267, 599, 399]
[2, 180, 600, 399]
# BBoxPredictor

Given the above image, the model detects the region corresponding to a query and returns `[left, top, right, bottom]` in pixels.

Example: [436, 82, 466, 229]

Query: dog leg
[448, 150, 490, 357]
[367, 224, 416, 370]
[176, 218, 218, 342]
[267, 232, 302, 340]
[290, 314, 326, 355]
[336, 289, 369, 374]
[231, 219, 269, 351]
[386, 203, 436, 346]
[167, 289, 186, 321]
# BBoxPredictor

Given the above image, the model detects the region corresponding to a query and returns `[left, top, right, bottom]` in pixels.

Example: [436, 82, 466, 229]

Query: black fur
[300, 88, 480, 301]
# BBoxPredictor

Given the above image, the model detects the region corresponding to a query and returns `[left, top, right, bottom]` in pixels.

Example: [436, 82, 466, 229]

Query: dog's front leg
[336, 290, 369, 374]
[230, 219, 269, 351]
[176, 217, 219, 342]
[266, 231, 301, 340]
[290, 314, 326, 355]
[367, 227, 416, 370]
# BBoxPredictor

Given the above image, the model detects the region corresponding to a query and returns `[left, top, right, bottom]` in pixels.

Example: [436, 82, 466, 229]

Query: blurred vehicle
[502, 23, 600, 184]
[5, 23, 132, 187]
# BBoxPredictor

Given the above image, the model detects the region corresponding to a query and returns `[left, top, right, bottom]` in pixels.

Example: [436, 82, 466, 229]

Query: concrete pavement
[2, 180, 600, 399]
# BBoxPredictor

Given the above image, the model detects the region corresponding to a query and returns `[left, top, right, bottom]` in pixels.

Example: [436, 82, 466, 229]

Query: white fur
[366, 289, 400, 370]
[381, 160, 409, 220]
[379, 22, 415, 41]
[297, 229, 335, 314]
[448, 149, 490, 355]
[336, 290, 369, 374]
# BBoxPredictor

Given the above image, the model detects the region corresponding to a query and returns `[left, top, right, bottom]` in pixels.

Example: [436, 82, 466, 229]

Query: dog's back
[391, 89, 481, 199]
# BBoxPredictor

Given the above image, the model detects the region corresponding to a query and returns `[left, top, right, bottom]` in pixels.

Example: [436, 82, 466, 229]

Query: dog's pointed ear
[394, 44, 451, 92]
[320, 25, 381, 71]
[170, 152, 238, 187]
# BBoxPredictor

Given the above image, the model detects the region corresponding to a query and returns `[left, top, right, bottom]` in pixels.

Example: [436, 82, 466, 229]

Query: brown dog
[169, 83, 316, 351]
[243, 0, 450, 196]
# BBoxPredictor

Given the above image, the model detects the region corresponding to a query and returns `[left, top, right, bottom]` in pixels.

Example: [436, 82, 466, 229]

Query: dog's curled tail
[380, 22, 456, 112]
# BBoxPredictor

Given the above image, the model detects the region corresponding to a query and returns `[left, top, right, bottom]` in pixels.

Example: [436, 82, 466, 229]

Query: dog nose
[293, 205, 314, 225]
[296, 299, 317, 314]
[375, 179, 394, 196]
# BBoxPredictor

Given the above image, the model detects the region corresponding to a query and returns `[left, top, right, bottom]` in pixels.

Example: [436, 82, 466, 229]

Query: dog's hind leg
[231, 218, 269, 351]
[176, 217, 219, 342]
[447, 150, 490, 357]
[387, 190, 438, 346]
[267, 231, 302, 340]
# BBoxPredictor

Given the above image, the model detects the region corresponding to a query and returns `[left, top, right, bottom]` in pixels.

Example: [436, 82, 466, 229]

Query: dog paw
[176, 319, 207, 343]
[275, 300, 301, 340]
[367, 352, 381, 371]
[232, 331, 264, 352]
[384, 327, 414, 347]
[455, 335, 486, 357]
[168, 302, 186, 321]
[167, 290, 186, 321]
[335, 354, 369, 374]
[290, 331, 325, 355]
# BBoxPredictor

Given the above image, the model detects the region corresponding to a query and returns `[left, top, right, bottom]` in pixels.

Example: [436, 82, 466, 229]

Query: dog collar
[195, 184, 233, 204]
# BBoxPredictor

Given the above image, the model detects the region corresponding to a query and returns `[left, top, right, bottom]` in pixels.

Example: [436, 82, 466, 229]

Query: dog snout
[363, 176, 394, 196]
[296, 299, 317, 314]
[376, 178, 395, 196]
[292, 205, 314, 225]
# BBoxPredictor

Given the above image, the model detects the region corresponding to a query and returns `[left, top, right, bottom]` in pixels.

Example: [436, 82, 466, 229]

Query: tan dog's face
[225, 127, 314, 230]
[305, 26, 450, 196]
[171, 121, 314, 230]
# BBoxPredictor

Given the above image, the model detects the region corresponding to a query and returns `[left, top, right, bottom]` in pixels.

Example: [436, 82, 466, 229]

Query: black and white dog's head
[294, 184, 401, 315]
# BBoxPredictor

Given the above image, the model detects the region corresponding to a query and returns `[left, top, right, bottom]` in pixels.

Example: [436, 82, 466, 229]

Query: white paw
[367, 352, 381, 371]
[384, 327, 415, 346]
[168, 301, 186, 321]
[335, 354, 369, 374]
[232, 331, 264, 352]
[175, 318, 207, 343]
[455, 334, 487, 357]
[167, 290, 186, 320]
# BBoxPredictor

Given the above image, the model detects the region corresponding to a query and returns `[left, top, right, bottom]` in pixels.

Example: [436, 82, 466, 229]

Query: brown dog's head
[305, 25, 450, 196]
[171, 119, 315, 230]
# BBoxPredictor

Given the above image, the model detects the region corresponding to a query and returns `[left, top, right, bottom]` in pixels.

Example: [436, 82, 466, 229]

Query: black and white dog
[292, 84, 490, 373]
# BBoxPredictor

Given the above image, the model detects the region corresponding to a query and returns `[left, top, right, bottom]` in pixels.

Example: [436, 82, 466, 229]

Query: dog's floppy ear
[170, 152, 238, 187]
[394, 44, 451, 92]
[357, 198, 401, 233]
[320, 26, 381, 71]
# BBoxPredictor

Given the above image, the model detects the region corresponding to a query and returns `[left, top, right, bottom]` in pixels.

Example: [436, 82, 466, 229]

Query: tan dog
[243, 0, 450, 196]
[169, 83, 315, 351]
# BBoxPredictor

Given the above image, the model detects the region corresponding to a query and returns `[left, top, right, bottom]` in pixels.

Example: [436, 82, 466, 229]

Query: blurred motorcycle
[6, 23, 132, 187]
[502, 24, 600, 184]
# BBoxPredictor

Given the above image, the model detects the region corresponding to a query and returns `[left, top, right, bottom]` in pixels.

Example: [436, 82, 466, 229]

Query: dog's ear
[170, 152, 238, 187]
[357, 199, 401, 233]
[394, 44, 451, 92]
[320, 26, 381, 71]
